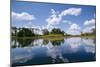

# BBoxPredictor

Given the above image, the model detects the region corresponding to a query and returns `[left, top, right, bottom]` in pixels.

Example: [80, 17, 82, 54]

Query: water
[11, 37, 96, 66]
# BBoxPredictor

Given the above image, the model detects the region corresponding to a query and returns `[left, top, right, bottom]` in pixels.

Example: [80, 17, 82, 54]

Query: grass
[12, 34, 96, 40]
[42, 36, 64, 41]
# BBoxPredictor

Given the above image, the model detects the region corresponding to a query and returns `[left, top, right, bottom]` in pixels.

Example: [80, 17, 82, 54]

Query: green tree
[17, 28, 35, 37]
[51, 28, 64, 35]
[42, 29, 49, 35]
[92, 28, 96, 34]
[11, 27, 17, 36]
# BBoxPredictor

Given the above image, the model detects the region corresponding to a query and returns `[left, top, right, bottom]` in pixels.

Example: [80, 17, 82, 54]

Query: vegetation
[11, 27, 96, 38]
[11, 27, 17, 36]
[50, 28, 64, 35]
[17, 28, 35, 37]
[42, 29, 49, 35]
[81, 28, 96, 36]
[11, 27, 96, 48]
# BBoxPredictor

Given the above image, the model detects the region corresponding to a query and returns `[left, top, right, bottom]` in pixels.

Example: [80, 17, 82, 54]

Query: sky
[11, 0, 96, 35]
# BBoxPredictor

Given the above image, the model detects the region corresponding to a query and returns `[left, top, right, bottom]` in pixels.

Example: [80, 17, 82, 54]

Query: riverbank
[12, 34, 96, 40]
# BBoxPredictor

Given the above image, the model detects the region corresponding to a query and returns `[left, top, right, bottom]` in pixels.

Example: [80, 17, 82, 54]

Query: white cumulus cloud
[59, 8, 82, 17]
[83, 18, 96, 33]
[12, 12, 36, 21]
[83, 26, 95, 33]
[12, 12, 36, 27]
[84, 18, 95, 26]
[46, 8, 82, 30]
[66, 24, 81, 35]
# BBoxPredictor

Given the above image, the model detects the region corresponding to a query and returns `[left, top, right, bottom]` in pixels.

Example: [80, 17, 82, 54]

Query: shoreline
[11, 35, 96, 39]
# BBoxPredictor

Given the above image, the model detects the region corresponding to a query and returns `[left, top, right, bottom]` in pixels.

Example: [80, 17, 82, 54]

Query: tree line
[11, 27, 96, 37]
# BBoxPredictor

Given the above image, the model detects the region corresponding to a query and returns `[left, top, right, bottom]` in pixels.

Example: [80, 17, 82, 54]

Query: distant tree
[92, 28, 96, 34]
[17, 28, 35, 37]
[51, 28, 64, 35]
[42, 29, 49, 35]
[11, 27, 17, 36]
[81, 28, 96, 36]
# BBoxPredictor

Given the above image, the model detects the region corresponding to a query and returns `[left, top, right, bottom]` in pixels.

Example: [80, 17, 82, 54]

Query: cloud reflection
[82, 38, 95, 53]
[46, 42, 69, 63]
[66, 37, 82, 52]
[12, 48, 33, 63]
[11, 37, 96, 65]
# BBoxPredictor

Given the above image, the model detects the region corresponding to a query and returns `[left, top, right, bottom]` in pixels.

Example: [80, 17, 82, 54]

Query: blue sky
[11, 1, 96, 35]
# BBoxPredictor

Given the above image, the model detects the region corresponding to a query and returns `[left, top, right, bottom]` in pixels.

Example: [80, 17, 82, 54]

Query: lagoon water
[11, 37, 96, 66]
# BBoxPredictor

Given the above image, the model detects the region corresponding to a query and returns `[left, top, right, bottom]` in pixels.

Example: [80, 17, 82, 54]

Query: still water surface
[11, 37, 96, 66]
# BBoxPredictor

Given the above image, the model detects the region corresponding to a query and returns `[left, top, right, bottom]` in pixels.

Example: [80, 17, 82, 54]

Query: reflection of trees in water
[17, 39, 33, 47]
[42, 38, 65, 46]
[11, 39, 21, 48]
[51, 39, 64, 46]
[43, 39, 49, 45]
[12, 38, 46, 48]
[11, 37, 96, 64]
[11, 38, 65, 48]
[11, 38, 33, 48]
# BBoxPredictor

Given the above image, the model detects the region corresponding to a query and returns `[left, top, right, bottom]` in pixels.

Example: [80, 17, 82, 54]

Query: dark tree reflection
[43, 39, 49, 45]
[51, 39, 64, 46]
[17, 38, 33, 47]
[11, 38, 34, 48]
